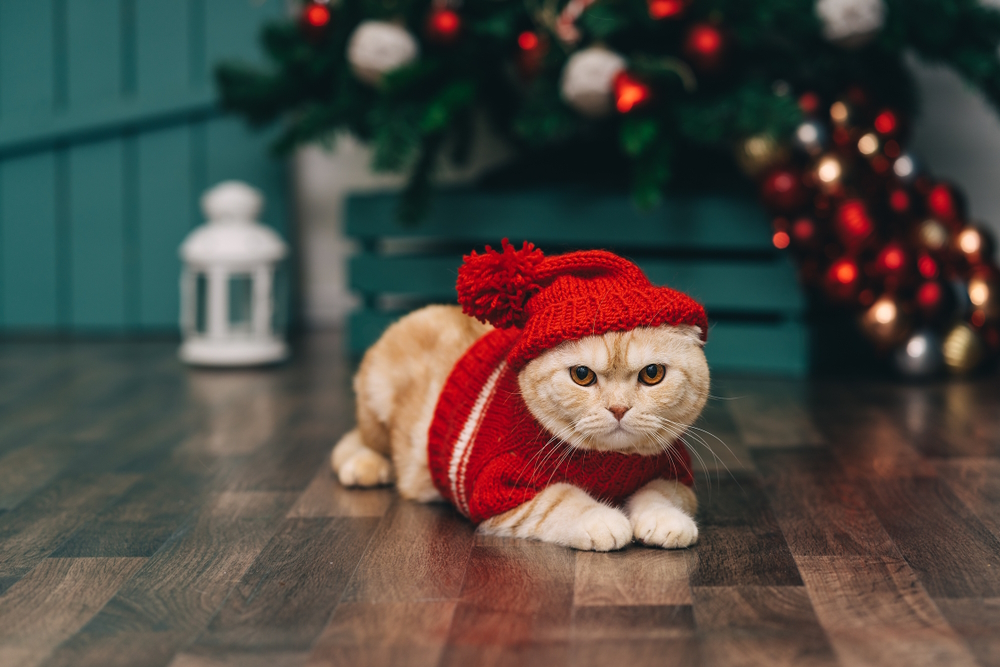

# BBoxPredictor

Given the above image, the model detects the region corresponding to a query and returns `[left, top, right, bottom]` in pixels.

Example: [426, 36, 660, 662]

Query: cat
[331, 242, 710, 551]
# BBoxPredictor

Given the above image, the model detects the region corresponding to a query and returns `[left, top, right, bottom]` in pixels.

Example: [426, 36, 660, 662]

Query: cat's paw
[574, 505, 633, 551]
[631, 505, 698, 549]
[336, 449, 393, 488]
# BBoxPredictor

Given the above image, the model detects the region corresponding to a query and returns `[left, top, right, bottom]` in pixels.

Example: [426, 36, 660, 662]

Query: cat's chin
[565, 427, 674, 456]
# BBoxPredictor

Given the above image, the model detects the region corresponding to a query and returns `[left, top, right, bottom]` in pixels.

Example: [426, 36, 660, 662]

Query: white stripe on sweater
[448, 361, 506, 516]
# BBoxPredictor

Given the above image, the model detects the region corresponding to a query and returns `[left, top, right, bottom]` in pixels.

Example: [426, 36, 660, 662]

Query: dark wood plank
[885, 382, 1000, 458]
[308, 601, 457, 667]
[41, 491, 297, 667]
[567, 639, 697, 667]
[568, 607, 696, 667]
[442, 540, 576, 658]
[50, 467, 206, 558]
[0, 473, 139, 594]
[936, 458, 1000, 541]
[796, 556, 978, 667]
[715, 378, 824, 448]
[342, 499, 475, 603]
[574, 549, 692, 606]
[195, 517, 379, 650]
[808, 383, 937, 479]
[0, 557, 146, 667]
[934, 598, 1000, 667]
[572, 605, 693, 640]
[217, 433, 334, 493]
[691, 586, 837, 667]
[286, 468, 394, 519]
[167, 650, 308, 667]
[753, 448, 897, 557]
[860, 477, 1000, 598]
[0, 441, 71, 511]
[689, 475, 802, 587]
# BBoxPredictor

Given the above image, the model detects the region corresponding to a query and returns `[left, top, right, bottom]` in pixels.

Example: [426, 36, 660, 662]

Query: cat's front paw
[632, 505, 698, 549]
[574, 505, 633, 551]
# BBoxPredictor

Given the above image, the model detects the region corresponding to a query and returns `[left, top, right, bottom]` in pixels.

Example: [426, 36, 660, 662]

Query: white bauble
[815, 0, 887, 48]
[346, 21, 419, 85]
[559, 47, 626, 118]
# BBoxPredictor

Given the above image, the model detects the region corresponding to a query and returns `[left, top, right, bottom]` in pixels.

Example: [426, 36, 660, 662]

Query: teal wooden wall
[0, 0, 289, 333]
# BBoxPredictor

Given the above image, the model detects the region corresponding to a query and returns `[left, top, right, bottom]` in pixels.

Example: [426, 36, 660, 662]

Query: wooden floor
[1, 333, 999, 667]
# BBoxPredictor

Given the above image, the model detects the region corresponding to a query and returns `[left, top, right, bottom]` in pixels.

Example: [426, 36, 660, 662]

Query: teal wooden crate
[345, 190, 809, 376]
[0, 0, 288, 333]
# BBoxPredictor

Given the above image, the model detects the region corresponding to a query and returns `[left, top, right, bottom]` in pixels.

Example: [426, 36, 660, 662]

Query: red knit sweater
[427, 328, 694, 523]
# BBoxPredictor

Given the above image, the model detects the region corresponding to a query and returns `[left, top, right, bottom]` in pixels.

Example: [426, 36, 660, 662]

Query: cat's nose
[608, 405, 630, 421]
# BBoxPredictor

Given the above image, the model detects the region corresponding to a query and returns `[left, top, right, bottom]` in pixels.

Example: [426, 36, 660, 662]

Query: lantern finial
[201, 180, 264, 222]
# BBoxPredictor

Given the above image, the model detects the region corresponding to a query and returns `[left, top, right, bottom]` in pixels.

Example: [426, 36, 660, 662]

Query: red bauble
[875, 243, 908, 276]
[683, 23, 726, 71]
[835, 199, 875, 248]
[825, 258, 861, 302]
[791, 217, 819, 247]
[798, 92, 821, 116]
[926, 182, 965, 225]
[888, 188, 910, 214]
[648, 0, 686, 19]
[613, 71, 652, 113]
[515, 31, 547, 79]
[916, 280, 954, 322]
[300, 1, 332, 37]
[873, 109, 898, 135]
[426, 8, 462, 44]
[917, 254, 938, 279]
[761, 169, 806, 212]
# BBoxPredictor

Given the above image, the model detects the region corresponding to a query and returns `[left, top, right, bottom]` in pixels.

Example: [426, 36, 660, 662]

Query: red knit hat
[456, 239, 708, 370]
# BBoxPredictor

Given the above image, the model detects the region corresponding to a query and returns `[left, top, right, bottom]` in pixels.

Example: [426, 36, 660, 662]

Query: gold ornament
[830, 100, 852, 125]
[915, 219, 949, 252]
[955, 226, 995, 266]
[734, 135, 788, 177]
[859, 295, 911, 348]
[968, 272, 1000, 320]
[943, 322, 985, 375]
[857, 132, 879, 156]
[814, 154, 843, 189]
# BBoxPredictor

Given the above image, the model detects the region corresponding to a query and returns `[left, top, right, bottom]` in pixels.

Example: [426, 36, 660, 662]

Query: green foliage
[215, 0, 1000, 218]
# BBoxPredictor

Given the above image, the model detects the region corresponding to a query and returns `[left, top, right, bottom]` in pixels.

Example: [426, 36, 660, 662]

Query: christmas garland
[217, 0, 1000, 376]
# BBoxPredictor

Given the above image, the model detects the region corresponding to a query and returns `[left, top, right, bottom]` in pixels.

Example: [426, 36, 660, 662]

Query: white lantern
[179, 181, 289, 366]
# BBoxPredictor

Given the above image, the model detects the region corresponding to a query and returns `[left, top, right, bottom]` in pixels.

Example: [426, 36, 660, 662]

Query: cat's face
[518, 325, 709, 456]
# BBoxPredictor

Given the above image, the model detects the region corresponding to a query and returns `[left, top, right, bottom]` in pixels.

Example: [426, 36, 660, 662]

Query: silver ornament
[892, 153, 918, 183]
[815, 0, 887, 49]
[560, 47, 626, 118]
[894, 330, 944, 378]
[347, 21, 419, 86]
[793, 120, 827, 156]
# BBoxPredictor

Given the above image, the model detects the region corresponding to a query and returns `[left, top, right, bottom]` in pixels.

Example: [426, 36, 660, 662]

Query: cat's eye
[570, 366, 597, 387]
[638, 364, 666, 386]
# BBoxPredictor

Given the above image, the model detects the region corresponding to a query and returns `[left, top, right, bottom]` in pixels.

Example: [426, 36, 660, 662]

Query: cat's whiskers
[654, 415, 745, 495]
[513, 422, 578, 484]
[657, 415, 741, 474]
[647, 430, 692, 492]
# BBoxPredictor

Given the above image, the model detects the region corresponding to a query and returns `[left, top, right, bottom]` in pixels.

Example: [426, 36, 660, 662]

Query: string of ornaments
[293, 0, 998, 377]
[750, 88, 1000, 377]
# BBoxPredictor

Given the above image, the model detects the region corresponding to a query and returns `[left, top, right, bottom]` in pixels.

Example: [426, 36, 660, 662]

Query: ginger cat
[331, 304, 709, 551]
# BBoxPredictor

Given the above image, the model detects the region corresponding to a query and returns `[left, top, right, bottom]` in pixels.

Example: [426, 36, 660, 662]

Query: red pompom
[457, 239, 545, 328]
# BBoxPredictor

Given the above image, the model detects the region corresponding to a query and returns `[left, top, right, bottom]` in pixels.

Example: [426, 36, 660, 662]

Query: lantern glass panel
[195, 273, 209, 334]
[228, 274, 254, 334]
